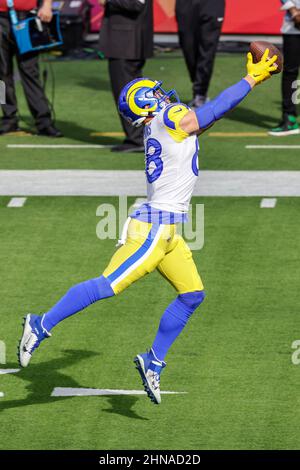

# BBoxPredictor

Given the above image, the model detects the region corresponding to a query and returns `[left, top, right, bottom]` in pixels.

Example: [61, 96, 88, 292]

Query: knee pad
[79, 275, 115, 305]
[97, 275, 115, 299]
[178, 290, 205, 313]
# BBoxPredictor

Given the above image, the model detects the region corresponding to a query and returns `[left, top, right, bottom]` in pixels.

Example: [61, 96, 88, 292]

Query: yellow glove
[247, 49, 278, 84]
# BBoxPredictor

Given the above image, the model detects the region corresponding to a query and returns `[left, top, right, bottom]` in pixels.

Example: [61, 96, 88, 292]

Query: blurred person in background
[175, 0, 225, 109]
[269, 0, 300, 136]
[0, 0, 63, 136]
[99, 0, 153, 153]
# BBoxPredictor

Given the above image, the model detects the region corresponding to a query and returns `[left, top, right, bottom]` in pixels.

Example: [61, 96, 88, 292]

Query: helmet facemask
[119, 78, 180, 127]
[152, 81, 180, 110]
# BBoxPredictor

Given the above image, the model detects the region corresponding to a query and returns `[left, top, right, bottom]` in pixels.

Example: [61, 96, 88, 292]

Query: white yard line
[246, 145, 300, 150]
[260, 198, 277, 208]
[1, 170, 300, 196]
[0, 369, 20, 375]
[51, 387, 186, 397]
[6, 144, 114, 149]
[7, 197, 27, 208]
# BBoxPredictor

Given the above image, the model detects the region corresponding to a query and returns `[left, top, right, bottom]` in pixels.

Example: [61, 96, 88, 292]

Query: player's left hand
[246, 49, 278, 85]
[38, 4, 53, 23]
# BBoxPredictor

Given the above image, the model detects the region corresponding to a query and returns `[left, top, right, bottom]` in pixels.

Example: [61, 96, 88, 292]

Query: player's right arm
[179, 50, 278, 136]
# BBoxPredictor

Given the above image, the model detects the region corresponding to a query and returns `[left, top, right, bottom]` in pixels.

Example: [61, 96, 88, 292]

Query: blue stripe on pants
[107, 223, 160, 284]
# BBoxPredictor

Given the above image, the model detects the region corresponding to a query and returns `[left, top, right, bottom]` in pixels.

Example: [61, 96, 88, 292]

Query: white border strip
[6, 144, 114, 149]
[0, 369, 20, 375]
[7, 197, 27, 208]
[51, 387, 186, 397]
[1, 170, 300, 196]
[246, 145, 300, 150]
[260, 198, 277, 208]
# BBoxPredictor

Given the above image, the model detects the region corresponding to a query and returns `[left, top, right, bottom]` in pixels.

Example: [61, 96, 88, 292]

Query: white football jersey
[143, 103, 199, 214]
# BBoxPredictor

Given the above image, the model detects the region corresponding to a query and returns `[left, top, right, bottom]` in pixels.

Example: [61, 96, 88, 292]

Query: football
[250, 41, 283, 74]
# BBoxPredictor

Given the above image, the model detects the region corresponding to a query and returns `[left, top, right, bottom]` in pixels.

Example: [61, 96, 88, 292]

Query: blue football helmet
[118, 78, 180, 127]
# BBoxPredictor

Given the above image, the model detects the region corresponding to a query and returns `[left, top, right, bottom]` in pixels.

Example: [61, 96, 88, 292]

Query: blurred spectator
[270, 0, 300, 136]
[176, 0, 225, 108]
[99, 0, 153, 153]
[0, 0, 62, 136]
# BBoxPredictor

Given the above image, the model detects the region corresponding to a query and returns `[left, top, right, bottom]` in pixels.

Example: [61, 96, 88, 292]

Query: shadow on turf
[103, 396, 149, 421]
[76, 77, 111, 92]
[0, 349, 96, 412]
[54, 120, 122, 145]
[18, 116, 122, 145]
[0, 349, 148, 421]
[225, 106, 280, 129]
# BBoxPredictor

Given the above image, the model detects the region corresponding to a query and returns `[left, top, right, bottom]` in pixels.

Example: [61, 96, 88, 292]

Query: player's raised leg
[134, 234, 205, 404]
[18, 219, 172, 367]
[18, 275, 115, 367]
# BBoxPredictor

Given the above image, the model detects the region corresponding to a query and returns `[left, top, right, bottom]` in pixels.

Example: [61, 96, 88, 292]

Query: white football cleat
[18, 314, 51, 367]
[134, 348, 166, 405]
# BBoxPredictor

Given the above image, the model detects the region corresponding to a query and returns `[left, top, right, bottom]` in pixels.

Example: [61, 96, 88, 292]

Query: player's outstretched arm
[179, 49, 278, 136]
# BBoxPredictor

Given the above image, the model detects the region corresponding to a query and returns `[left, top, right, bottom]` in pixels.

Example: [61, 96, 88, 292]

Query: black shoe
[188, 95, 209, 109]
[193, 95, 209, 109]
[37, 125, 63, 137]
[111, 143, 144, 153]
[269, 114, 300, 136]
[0, 122, 20, 135]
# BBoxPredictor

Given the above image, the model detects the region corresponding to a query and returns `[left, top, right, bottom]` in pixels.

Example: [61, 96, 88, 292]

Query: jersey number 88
[145, 138, 163, 183]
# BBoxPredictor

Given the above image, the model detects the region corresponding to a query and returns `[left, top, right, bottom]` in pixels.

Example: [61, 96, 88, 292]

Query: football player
[18, 50, 277, 404]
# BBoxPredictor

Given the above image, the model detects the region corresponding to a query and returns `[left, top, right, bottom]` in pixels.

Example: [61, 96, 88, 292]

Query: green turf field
[1, 51, 300, 450]
[1, 196, 300, 449]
